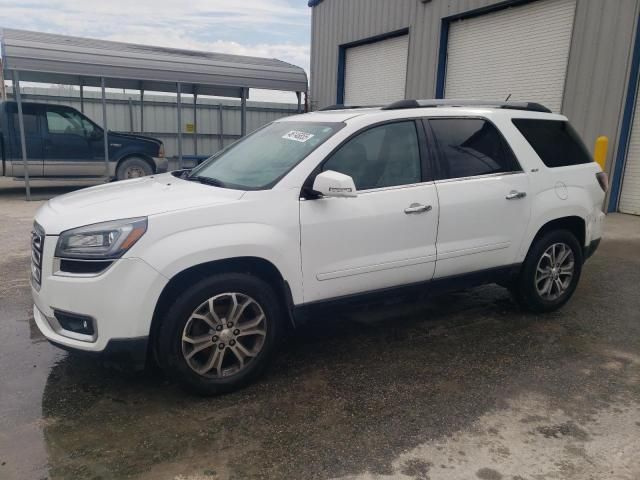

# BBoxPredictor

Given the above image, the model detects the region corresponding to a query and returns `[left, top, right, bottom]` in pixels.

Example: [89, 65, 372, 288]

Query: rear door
[300, 120, 439, 303]
[8, 103, 43, 177]
[428, 117, 532, 278]
[42, 105, 102, 177]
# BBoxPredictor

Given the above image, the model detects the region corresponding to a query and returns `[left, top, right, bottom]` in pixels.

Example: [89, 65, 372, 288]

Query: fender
[137, 222, 304, 305]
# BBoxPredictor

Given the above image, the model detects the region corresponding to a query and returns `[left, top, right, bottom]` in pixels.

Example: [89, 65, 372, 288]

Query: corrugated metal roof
[0, 28, 307, 97]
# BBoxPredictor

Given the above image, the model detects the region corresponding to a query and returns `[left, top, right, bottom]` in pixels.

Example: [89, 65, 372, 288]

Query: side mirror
[87, 130, 99, 140]
[312, 170, 357, 198]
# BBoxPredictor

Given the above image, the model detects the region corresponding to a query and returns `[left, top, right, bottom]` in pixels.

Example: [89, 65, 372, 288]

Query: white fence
[10, 86, 299, 158]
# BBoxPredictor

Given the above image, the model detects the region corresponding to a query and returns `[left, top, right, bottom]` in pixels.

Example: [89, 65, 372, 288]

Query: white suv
[31, 99, 607, 395]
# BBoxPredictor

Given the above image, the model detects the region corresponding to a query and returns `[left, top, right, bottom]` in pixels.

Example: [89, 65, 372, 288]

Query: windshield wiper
[186, 175, 226, 187]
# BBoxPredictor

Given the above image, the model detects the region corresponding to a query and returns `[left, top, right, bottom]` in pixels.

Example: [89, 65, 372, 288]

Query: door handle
[506, 190, 527, 200]
[404, 203, 432, 214]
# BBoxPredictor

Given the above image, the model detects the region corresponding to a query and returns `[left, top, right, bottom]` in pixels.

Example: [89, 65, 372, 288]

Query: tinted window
[11, 110, 39, 134]
[322, 121, 421, 190]
[512, 119, 592, 168]
[430, 119, 520, 179]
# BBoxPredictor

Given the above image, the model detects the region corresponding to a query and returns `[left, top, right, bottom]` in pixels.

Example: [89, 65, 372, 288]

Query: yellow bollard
[594, 136, 608, 170]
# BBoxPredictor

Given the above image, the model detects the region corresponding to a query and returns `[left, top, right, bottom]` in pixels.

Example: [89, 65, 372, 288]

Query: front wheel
[511, 229, 583, 313]
[156, 273, 283, 395]
[116, 157, 153, 180]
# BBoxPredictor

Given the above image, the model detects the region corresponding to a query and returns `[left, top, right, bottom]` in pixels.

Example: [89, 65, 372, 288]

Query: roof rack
[318, 104, 380, 111]
[382, 99, 552, 113]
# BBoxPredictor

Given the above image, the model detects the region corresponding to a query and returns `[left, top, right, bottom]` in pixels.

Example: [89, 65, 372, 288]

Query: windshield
[188, 121, 343, 189]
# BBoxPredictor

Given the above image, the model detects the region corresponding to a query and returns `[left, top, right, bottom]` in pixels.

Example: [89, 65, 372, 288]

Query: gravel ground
[1, 177, 639, 480]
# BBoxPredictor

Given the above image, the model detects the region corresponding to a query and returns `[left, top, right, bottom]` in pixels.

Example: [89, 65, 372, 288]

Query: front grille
[31, 222, 45, 288]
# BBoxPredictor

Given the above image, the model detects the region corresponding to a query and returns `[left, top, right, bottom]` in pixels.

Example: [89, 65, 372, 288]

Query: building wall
[310, 0, 640, 179]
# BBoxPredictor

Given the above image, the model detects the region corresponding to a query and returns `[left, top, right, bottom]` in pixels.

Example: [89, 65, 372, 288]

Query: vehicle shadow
[38, 270, 640, 479]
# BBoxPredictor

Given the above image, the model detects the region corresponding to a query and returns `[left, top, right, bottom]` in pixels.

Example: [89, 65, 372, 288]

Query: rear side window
[11, 109, 39, 134]
[512, 119, 592, 168]
[429, 118, 521, 180]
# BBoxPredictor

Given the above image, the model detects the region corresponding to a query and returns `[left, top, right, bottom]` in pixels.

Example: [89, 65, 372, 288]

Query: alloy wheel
[535, 242, 575, 301]
[181, 292, 267, 378]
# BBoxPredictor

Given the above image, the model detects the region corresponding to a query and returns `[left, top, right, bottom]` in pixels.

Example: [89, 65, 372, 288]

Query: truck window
[45, 109, 91, 137]
[11, 110, 39, 134]
[512, 119, 592, 168]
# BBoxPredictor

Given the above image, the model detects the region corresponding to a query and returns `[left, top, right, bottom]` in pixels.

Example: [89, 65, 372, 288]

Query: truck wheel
[156, 273, 284, 396]
[512, 229, 583, 313]
[116, 157, 153, 180]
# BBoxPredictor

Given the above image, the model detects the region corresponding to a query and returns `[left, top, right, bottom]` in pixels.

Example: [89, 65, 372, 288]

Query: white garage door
[445, 0, 576, 113]
[343, 34, 409, 106]
[619, 93, 640, 215]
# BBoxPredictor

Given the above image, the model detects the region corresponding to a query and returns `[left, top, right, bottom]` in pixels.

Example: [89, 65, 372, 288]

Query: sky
[0, 0, 311, 102]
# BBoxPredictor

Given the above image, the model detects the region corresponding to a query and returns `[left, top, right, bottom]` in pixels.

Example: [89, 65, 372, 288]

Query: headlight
[55, 217, 147, 260]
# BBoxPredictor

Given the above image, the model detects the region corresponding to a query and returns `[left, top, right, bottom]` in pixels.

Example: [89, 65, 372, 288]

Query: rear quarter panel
[497, 115, 605, 259]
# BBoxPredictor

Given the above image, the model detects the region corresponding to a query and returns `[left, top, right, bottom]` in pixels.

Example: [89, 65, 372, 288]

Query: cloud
[0, 0, 310, 71]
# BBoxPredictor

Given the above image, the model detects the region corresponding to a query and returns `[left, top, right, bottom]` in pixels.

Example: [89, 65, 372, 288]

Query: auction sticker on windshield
[282, 130, 315, 143]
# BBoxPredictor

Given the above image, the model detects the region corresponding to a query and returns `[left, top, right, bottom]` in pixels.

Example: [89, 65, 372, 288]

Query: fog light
[54, 310, 95, 336]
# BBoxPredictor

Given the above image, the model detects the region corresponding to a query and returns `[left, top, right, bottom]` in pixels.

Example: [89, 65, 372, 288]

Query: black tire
[512, 229, 583, 313]
[156, 273, 284, 396]
[116, 157, 153, 180]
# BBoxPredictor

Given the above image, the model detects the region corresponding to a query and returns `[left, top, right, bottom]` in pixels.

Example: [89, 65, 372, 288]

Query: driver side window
[322, 121, 421, 190]
[45, 109, 89, 137]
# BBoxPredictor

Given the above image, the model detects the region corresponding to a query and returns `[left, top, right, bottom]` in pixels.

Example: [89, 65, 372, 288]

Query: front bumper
[31, 235, 167, 357]
[46, 335, 149, 369]
[152, 156, 169, 174]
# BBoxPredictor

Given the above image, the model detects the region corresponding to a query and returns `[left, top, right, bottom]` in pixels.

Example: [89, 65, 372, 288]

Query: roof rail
[318, 104, 379, 111]
[382, 99, 552, 113]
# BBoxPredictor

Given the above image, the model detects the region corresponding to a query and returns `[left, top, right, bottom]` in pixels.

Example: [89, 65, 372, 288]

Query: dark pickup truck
[0, 100, 166, 180]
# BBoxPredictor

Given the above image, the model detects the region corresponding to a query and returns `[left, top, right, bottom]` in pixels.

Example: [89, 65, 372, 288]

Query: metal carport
[0, 28, 308, 199]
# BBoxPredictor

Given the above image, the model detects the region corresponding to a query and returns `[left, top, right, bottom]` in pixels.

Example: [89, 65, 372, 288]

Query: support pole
[177, 82, 183, 169]
[296, 91, 302, 113]
[0, 60, 6, 101]
[79, 83, 84, 113]
[193, 87, 198, 156]
[241, 88, 248, 137]
[12, 71, 30, 201]
[218, 103, 224, 151]
[101, 77, 109, 179]
[140, 87, 144, 132]
[128, 97, 134, 132]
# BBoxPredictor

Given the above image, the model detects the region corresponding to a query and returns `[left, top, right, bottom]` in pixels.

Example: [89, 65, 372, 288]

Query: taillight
[596, 171, 608, 192]
[158, 144, 165, 158]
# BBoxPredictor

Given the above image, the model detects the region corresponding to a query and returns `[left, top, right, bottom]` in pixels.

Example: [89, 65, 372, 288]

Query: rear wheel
[116, 157, 153, 180]
[156, 273, 283, 395]
[512, 229, 583, 313]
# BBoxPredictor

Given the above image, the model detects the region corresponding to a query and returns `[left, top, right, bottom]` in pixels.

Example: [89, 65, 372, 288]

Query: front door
[427, 117, 532, 278]
[42, 106, 103, 177]
[300, 120, 439, 303]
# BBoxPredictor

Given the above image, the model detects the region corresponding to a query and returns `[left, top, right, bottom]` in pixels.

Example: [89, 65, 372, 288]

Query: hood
[35, 173, 245, 234]
[109, 131, 162, 145]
